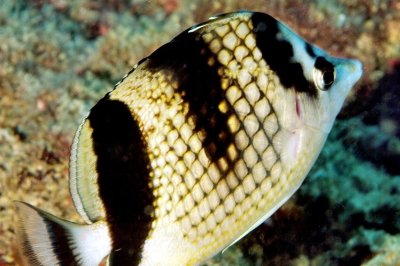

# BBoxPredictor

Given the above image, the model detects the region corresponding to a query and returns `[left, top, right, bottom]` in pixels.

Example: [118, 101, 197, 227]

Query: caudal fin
[15, 201, 112, 266]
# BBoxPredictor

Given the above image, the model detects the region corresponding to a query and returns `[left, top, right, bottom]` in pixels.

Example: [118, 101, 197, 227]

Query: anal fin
[15, 201, 111, 266]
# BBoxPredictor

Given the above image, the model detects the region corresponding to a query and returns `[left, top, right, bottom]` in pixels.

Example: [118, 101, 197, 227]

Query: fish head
[246, 13, 363, 175]
[275, 21, 363, 135]
[314, 56, 363, 130]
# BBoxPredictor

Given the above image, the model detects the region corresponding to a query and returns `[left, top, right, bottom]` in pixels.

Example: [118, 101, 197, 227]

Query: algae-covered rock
[1, 0, 399, 265]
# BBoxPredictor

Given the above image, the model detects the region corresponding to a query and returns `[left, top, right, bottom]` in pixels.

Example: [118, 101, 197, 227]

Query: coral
[85, 12, 187, 82]
[0, 0, 399, 265]
[363, 234, 400, 266]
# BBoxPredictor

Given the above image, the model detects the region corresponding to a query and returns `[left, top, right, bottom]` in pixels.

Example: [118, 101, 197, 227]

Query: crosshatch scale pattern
[110, 14, 297, 262]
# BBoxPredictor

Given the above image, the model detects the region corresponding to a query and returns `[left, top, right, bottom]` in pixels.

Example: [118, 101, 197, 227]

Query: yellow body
[17, 11, 362, 266]
[74, 13, 328, 265]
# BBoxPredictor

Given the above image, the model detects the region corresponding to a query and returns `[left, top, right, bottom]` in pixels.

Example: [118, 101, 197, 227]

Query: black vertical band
[88, 96, 154, 265]
[147, 28, 235, 163]
[251, 12, 317, 96]
[47, 221, 79, 266]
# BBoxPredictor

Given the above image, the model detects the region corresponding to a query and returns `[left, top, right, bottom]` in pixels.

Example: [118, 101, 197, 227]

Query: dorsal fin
[69, 117, 106, 223]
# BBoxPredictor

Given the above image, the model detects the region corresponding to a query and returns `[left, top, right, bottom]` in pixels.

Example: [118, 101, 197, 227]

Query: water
[0, 1, 399, 265]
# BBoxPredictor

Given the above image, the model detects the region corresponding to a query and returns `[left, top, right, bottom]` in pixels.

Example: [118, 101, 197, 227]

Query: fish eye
[314, 68, 335, 90]
[313, 57, 336, 91]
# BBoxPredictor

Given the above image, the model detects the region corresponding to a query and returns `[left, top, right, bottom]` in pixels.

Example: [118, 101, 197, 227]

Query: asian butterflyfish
[16, 11, 362, 266]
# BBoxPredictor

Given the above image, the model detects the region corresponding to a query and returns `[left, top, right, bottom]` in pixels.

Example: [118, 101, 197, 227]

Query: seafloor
[0, 0, 399, 265]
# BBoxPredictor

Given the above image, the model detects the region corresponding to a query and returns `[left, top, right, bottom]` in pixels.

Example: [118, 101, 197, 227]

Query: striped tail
[15, 202, 112, 266]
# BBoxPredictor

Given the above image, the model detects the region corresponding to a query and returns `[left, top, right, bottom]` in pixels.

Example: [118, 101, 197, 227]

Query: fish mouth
[345, 59, 363, 84]
[334, 58, 363, 114]
[338, 58, 363, 91]
[348, 59, 363, 76]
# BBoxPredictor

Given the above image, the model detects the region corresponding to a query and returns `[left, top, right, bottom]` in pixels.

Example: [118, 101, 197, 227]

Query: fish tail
[15, 201, 112, 266]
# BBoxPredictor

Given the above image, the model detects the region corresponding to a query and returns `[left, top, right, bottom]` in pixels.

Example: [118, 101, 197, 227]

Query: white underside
[70, 222, 112, 266]
[222, 179, 302, 253]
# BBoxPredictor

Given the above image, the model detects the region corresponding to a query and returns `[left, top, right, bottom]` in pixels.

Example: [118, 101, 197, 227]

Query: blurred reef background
[0, 0, 399, 265]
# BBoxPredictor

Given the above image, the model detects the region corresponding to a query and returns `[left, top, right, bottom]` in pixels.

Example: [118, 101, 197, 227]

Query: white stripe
[69, 117, 92, 224]
[70, 221, 112, 266]
[188, 24, 208, 33]
[16, 202, 60, 266]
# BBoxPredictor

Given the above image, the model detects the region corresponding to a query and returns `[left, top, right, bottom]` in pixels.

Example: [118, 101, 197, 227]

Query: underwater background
[0, 0, 399, 265]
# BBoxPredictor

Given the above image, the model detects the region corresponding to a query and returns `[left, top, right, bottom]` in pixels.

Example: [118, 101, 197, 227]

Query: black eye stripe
[251, 12, 317, 97]
[315, 56, 334, 73]
[305, 43, 316, 58]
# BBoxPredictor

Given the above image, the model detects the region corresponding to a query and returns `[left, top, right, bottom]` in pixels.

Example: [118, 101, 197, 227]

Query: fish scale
[15, 11, 362, 266]
[108, 15, 303, 262]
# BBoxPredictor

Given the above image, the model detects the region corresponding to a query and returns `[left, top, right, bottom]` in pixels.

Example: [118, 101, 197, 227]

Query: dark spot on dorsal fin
[251, 12, 317, 97]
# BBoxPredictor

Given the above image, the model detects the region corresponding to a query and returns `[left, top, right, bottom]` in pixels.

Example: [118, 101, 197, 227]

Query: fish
[15, 11, 362, 266]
